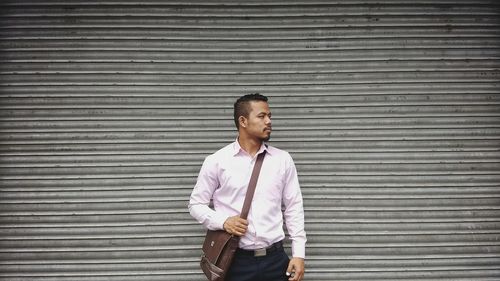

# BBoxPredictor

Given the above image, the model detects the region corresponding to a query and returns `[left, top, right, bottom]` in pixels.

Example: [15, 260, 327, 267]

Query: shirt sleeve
[282, 154, 307, 259]
[188, 155, 229, 231]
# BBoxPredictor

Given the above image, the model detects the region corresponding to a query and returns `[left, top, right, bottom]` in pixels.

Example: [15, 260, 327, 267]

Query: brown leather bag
[200, 230, 239, 280]
[199, 151, 266, 281]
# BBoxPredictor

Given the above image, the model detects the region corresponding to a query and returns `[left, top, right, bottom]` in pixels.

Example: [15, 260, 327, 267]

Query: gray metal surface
[1, 1, 499, 280]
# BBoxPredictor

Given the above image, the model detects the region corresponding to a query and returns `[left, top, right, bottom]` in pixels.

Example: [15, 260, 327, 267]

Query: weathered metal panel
[0, 1, 499, 280]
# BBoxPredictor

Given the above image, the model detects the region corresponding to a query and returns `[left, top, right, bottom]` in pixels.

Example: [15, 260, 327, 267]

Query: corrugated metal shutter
[1, 1, 499, 280]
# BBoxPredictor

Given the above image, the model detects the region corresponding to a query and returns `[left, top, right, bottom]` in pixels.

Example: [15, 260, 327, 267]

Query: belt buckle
[254, 248, 266, 257]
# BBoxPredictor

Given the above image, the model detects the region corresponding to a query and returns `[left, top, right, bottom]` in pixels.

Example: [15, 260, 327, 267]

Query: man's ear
[238, 116, 247, 128]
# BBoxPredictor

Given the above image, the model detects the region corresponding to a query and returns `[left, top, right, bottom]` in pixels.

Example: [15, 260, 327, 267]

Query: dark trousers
[226, 243, 290, 281]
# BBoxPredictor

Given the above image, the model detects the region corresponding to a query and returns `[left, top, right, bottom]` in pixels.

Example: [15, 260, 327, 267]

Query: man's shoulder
[206, 142, 235, 160]
[266, 144, 292, 159]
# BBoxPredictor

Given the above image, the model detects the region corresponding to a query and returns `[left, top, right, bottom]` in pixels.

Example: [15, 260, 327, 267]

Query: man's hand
[223, 216, 248, 236]
[286, 257, 305, 281]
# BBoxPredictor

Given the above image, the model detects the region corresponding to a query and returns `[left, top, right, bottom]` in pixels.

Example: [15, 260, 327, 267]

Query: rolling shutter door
[0, 1, 499, 280]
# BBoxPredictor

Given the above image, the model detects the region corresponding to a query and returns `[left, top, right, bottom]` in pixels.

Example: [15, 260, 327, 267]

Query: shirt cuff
[210, 211, 229, 231]
[291, 240, 306, 259]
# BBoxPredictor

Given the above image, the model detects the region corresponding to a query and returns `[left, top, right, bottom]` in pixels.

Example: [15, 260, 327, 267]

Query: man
[189, 93, 306, 281]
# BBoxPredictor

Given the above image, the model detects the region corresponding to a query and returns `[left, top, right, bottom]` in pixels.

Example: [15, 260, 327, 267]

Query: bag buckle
[254, 248, 266, 257]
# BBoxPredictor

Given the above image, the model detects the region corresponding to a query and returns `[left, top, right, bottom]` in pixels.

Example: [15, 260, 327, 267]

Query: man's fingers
[287, 258, 305, 281]
[232, 223, 248, 236]
[224, 216, 248, 236]
[235, 218, 248, 227]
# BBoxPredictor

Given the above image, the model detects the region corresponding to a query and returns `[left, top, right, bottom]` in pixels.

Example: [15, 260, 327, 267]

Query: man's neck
[237, 136, 262, 157]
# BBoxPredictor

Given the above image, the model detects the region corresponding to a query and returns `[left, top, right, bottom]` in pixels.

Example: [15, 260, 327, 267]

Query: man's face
[243, 101, 272, 142]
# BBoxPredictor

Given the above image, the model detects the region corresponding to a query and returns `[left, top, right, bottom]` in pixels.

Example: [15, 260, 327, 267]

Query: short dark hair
[233, 93, 268, 129]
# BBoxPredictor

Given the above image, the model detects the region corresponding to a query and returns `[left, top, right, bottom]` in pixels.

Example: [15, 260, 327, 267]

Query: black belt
[236, 241, 283, 257]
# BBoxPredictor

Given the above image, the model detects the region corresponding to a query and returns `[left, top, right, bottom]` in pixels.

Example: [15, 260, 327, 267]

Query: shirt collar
[232, 138, 270, 156]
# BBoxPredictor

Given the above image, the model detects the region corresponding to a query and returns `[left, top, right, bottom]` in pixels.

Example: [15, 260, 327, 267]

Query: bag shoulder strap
[240, 151, 266, 219]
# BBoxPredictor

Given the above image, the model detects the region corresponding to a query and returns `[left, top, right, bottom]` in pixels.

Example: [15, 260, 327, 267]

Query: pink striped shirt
[189, 141, 306, 258]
